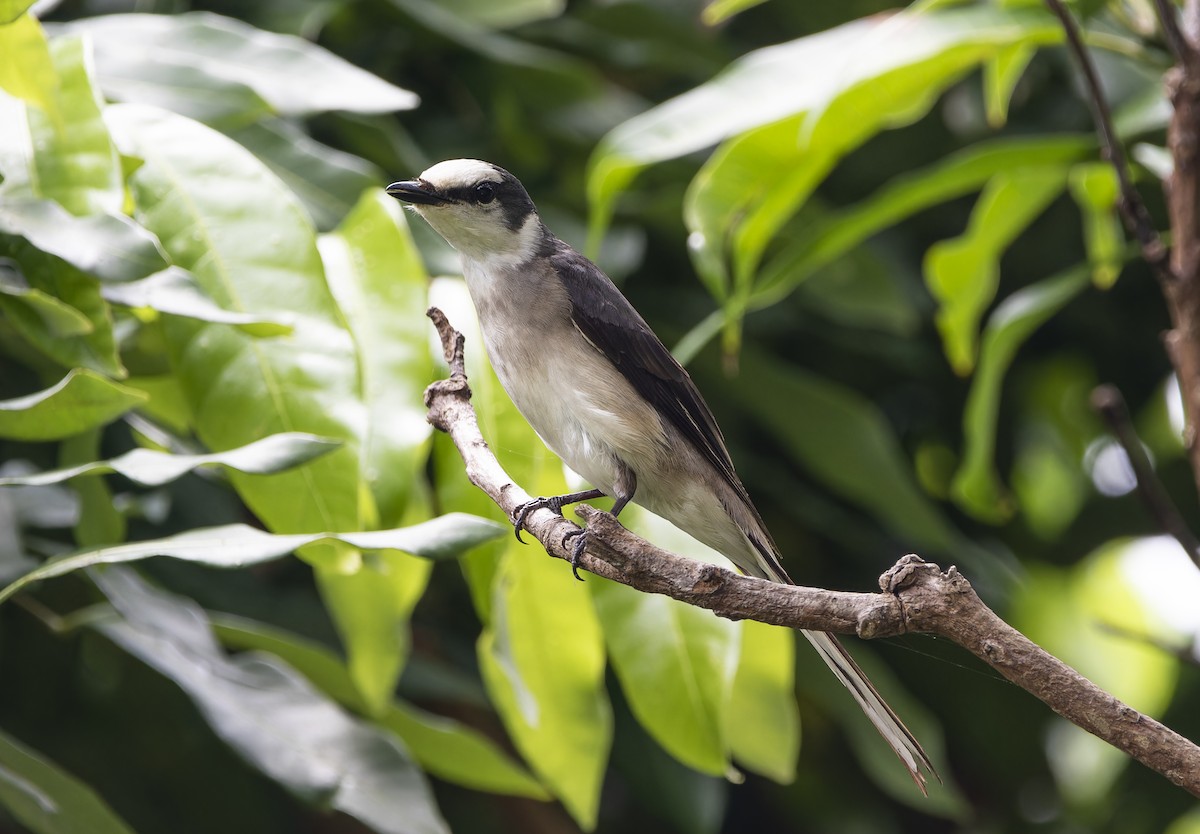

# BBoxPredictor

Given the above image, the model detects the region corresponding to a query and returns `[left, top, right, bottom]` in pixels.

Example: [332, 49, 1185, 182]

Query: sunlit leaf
[0, 727, 136, 834]
[0, 265, 92, 337]
[952, 266, 1091, 521]
[591, 509, 739, 775]
[588, 5, 1059, 247]
[0, 369, 146, 441]
[726, 619, 799, 783]
[0, 196, 168, 282]
[0, 432, 339, 487]
[211, 613, 550, 799]
[93, 568, 449, 834]
[983, 43, 1034, 127]
[64, 12, 418, 118]
[1068, 162, 1123, 288]
[0, 13, 56, 112]
[924, 167, 1068, 375]
[701, 0, 768, 26]
[0, 513, 504, 605]
[100, 267, 294, 336]
[0, 1, 38, 25]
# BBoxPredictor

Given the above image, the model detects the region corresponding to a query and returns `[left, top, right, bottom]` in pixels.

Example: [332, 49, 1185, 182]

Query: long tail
[801, 628, 934, 793]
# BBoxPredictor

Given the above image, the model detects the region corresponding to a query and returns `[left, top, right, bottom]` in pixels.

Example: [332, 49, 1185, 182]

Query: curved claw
[561, 529, 587, 582]
[512, 497, 558, 543]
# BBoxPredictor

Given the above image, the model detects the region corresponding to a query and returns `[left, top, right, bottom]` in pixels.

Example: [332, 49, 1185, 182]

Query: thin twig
[1044, 0, 1173, 279]
[1091, 384, 1200, 569]
[1153, 0, 1192, 64]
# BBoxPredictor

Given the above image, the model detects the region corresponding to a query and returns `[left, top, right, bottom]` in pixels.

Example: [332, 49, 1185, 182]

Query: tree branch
[424, 307, 1200, 798]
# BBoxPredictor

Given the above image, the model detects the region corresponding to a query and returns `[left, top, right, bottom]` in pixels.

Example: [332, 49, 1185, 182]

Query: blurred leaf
[952, 265, 1091, 522]
[727, 619, 799, 783]
[0, 513, 504, 605]
[59, 428, 123, 547]
[0, 197, 168, 283]
[925, 167, 1068, 375]
[0, 239, 123, 376]
[0, 727, 136, 834]
[711, 351, 967, 559]
[316, 188, 436, 712]
[588, 5, 1059, 246]
[438, 0, 565, 29]
[0, 369, 146, 441]
[64, 12, 418, 118]
[0, 431, 340, 487]
[211, 613, 550, 799]
[701, 0, 768, 26]
[0, 13, 55, 112]
[1, 35, 123, 215]
[93, 568, 449, 834]
[751, 135, 1091, 308]
[105, 102, 365, 534]
[1068, 162, 1123, 288]
[100, 267, 294, 335]
[319, 188, 433, 529]
[591, 509, 739, 775]
[982, 43, 1034, 127]
[1133, 142, 1172, 180]
[229, 117, 384, 231]
[0, 1, 37, 25]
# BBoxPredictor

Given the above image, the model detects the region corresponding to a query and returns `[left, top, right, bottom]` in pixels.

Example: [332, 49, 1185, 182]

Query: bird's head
[386, 159, 543, 264]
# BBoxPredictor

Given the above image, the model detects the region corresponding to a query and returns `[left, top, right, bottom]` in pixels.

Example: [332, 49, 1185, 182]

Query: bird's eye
[473, 183, 496, 205]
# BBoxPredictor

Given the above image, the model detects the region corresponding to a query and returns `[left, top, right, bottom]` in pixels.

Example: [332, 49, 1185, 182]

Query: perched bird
[387, 159, 935, 790]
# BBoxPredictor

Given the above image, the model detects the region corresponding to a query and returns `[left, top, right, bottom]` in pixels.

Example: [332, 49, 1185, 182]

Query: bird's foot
[561, 528, 588, 581]
[511, 488, 605, 543]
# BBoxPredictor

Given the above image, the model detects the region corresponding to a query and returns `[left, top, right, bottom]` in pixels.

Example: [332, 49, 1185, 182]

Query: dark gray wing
[548, 240, 785, 569]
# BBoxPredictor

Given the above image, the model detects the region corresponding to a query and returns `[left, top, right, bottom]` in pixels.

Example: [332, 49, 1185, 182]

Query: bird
[386, 158, 935, 791]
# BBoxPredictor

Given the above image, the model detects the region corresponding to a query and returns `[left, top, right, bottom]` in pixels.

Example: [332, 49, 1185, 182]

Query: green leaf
[590, 506, 740, 776]
[0, 513, 505, 605]
[983, 43, 1034, 127]
[437, 0, 565, 29]
[211, 614, 550, 799]
[924, 167, 1068, 375]
[100, 267, 293, 336]
[0, 13, 56, 113]
[229, 117, 385, 231]
[751, 135, 1091, 307]
[0, 1, 37, 25]
[0, 196, 169, 283]
[67, 12, 418, 119]
[93, 568, 449, 834]
[1068, 162, 1123, 289]
[706, 351, 967, 559]
[319, 189, 433, 529]
[587, 5, 1059, 247]
[0, 431, 340, 487]
[701, 0, 768, 26]
[0, 727, 136, 834]
[22, 36, 122, 215]
[951, 265, 1091, 521]
[0, 369, 146, 441]
[726, 619, 799, 783]
[0, 238, 124, 376]
[59, 428, 124, 547]
[105, 102, 364, 534]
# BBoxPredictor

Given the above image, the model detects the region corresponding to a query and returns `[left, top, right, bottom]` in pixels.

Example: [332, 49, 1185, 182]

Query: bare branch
[1091, 384, 1200, 569]
[1153, 0, 1192, 64]
[1044, 0, 1172, 278]
[425, 308, 1200, 798]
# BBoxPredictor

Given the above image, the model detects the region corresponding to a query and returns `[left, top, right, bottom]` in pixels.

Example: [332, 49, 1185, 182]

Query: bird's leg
[562, 465, 636, 581]
[512, 488, 606, 542]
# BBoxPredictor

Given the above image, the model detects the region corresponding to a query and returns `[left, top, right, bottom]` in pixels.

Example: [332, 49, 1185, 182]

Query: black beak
[386, 179, 449, 206]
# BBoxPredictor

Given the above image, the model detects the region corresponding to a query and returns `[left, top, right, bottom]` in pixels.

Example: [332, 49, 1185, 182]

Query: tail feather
[802, 629, 935, 793]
